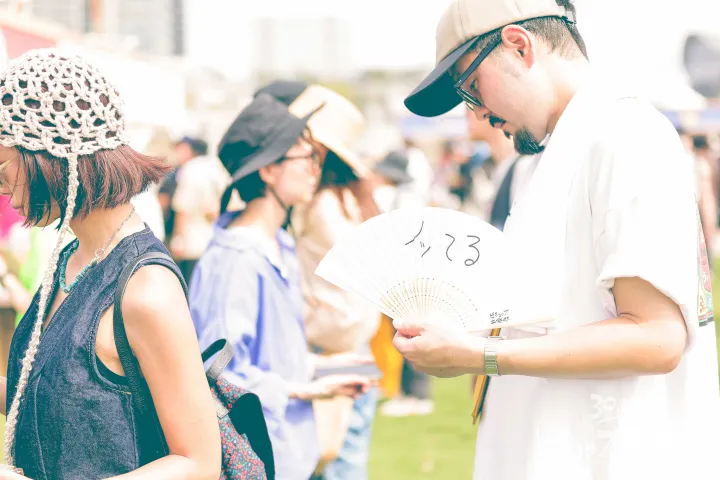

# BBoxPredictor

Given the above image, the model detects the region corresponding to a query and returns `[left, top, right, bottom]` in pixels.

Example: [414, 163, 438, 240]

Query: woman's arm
[0, 256, 33, 315]
[111, 265, 221, 480]
[0, 274, 33, 315]
[198, 261, 365, 407]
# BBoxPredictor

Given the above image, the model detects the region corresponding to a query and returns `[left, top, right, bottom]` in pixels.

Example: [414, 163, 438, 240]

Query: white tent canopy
[635, 72, 707, 111]
[56, 42, 188, 130]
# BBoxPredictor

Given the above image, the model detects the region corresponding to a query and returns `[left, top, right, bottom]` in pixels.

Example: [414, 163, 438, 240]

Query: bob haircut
[15, 144, 171, 227]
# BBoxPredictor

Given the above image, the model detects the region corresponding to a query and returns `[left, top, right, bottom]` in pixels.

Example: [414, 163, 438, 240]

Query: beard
[489, 115, 544, 156]
[513, 127, 545, 155]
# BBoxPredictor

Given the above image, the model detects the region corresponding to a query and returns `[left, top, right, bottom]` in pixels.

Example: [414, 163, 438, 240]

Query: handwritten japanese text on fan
[405, 221, 481, 266]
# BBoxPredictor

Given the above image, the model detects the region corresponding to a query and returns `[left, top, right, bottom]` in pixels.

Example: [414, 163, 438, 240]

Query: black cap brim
[404, 37, 476, 118]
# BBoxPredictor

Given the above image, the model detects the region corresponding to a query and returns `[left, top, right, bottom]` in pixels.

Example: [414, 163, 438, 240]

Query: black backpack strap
[113, 251, 188, 464]
[201, 340, 276, 478]
[201, 338, 234, 384]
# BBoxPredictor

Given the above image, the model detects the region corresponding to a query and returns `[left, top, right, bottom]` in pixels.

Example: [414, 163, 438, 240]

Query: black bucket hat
[374, 150, 413, 185]
[253, 80, 309, 107]
[218, 93, 320, 210]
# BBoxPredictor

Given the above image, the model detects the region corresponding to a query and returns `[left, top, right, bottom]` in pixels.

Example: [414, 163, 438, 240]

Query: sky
[184, 0, 454, 78]
[184, 0, 720, 88]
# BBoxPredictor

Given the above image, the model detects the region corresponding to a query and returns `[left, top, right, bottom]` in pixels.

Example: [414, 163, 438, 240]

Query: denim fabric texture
[6, 228, 177, 480]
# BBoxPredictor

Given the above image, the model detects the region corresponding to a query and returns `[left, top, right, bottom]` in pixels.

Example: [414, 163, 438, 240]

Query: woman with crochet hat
[0, 50, 220, 479]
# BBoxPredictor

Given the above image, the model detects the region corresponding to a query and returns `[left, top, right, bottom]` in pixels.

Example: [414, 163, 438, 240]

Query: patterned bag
[204, 340, 275, 480]
[114, 252, 275, 479]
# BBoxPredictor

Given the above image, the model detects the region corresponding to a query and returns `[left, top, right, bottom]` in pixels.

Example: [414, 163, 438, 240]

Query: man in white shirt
[394, 0, 720, 478]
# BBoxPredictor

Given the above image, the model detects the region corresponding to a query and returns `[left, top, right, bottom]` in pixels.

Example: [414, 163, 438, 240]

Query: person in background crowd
[465, 107, 540, 229]
[0, 196, 22, 246]
[0, 221, 74, 326]
[158, 136, 207, 243]
[0, 49, 220, 479]
[690, 134, 718, 257]
[372, 150, 436, 417]
[676, 128, 720, 262]
[401, 139, 434, 209]
[132, 188, 166, 243]
[257, 80, 381, 480]
[189, 94, 372, 480]
[438, 140, 469, 199]
[456, 144, 490, 214]
[692, 134, 719, 195]
[169, 143, 230, 284]
[462, 108, 513, 219]
[372, 151, 414, 212]
[367, 151, 413, 403]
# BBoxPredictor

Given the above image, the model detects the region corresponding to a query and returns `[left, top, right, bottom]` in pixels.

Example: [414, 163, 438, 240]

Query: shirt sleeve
[190, 250, 292, 416]
[589, 102, 701, 351]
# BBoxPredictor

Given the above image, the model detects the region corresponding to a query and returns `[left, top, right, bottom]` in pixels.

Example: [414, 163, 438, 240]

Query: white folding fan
[316, 206, 540, 333]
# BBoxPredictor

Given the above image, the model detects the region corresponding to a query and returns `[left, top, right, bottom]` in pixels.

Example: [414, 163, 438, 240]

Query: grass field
[369, 377, 478, 479]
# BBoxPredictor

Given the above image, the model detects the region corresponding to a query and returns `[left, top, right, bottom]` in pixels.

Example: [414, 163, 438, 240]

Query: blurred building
[25, 0, 185, 56]
[251, 17, 355, 81]
[25, 0, 89, 32]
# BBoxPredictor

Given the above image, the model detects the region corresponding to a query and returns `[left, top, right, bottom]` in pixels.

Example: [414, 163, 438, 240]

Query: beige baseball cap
[404, 0, 572, 117]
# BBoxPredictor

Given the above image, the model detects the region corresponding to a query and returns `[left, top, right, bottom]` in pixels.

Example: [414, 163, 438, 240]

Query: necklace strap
[60, 206, 136, 294]
[93, 206, 136, 263]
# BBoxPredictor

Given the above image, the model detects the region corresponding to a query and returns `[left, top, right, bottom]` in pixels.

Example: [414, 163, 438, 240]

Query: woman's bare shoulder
[120, 263, 188, 333]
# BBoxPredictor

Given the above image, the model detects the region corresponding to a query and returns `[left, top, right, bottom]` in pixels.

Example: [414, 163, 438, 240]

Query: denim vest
[6, 228, 180, 480]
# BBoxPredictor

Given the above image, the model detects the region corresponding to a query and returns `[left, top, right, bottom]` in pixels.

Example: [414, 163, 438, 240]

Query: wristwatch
[484, 336, 504, 376]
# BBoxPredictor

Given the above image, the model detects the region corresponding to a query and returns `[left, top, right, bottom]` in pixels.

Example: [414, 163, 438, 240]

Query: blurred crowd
[0, 76, 717, 480]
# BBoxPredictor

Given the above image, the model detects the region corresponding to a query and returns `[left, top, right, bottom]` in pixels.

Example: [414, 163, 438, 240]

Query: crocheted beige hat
[0, 49, 129, 470]
[0, 49, 129, 155]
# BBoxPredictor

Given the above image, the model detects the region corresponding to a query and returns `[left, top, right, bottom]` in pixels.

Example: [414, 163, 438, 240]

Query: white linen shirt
[474, 76, 720, 480]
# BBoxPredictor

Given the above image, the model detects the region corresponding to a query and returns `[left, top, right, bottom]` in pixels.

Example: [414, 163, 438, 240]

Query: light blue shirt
[190, 211, 318, 480]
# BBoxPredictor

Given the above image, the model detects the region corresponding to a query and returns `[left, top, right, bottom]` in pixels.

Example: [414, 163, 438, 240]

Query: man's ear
[500, 25, 536, 68]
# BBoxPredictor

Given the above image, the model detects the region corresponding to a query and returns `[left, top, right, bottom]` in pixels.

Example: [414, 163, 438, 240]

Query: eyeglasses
[281, 150, 323, 168]
[454, 33, 502, 111]
[454, 14, 577, 110]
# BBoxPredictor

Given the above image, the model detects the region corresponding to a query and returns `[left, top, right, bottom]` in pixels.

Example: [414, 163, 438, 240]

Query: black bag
[113, 252, 275, 479]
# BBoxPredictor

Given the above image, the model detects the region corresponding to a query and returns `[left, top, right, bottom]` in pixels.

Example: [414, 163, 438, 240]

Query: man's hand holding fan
[315, 207, 548, 422]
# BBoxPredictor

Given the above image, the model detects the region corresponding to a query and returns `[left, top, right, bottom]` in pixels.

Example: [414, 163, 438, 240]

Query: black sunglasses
[453, 33, 502, 111]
